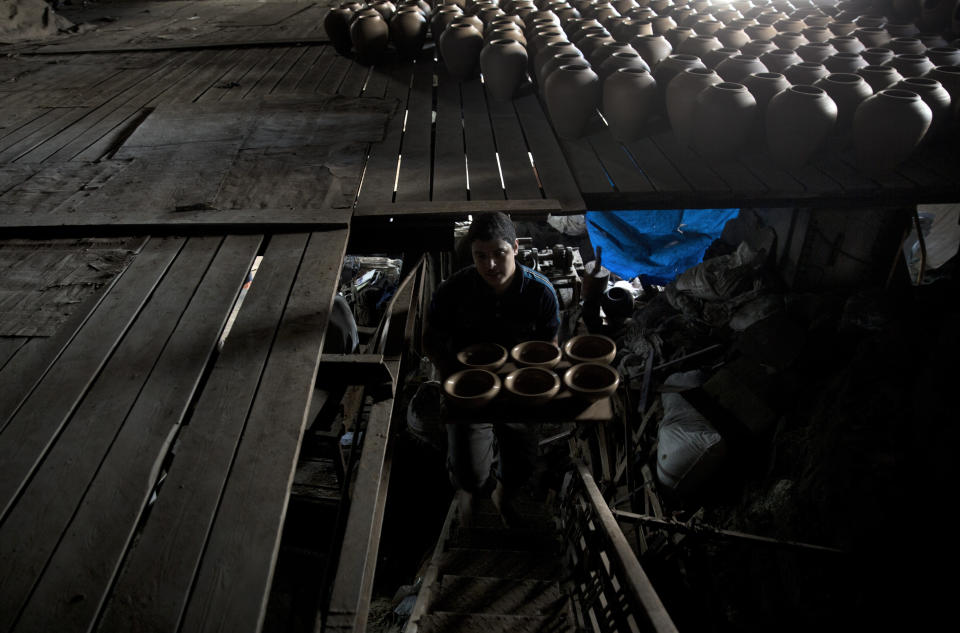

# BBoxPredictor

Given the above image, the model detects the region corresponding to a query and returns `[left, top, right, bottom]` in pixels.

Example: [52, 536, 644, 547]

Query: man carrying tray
[424, 212, 560, 526]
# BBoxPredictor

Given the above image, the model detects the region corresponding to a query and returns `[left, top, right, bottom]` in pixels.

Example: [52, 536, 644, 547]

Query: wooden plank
[178, 229, 347, 633]
[194, 48, 262, 103]
[736, 147, 808, 198]
[696, 148, 770, 198]
[93, 233, 312, 633]
[394, 59, 434, 203]
[432, 68, 468, 202]
[588, 129, 656, 195]
[557, 135, 613, 195]
[315, 49, 354, 95]
[0, 337, 27, 372]
[512, 91, 586, 212]
[293, 45, 338, 93]
[338, 58, 373, 99]
[486, 84, 544, 200]
[355, 64, 411, 207]
[460, 79, 504, 201]
[623, 136, 692, 193]
[242, 47, 307, 100]
[362, 61, 391, 99]
[223, 47, 292, 102]
[2, 236, 245, 633]
[355, 197, 562, 217]
[0, 237, 184, 520]
[812, 150, 882, 196]
[0, 108, 90, 163]
[272, 45, 327, 94]
[649, 129, 730, 195]
[215, 2, 315, 27]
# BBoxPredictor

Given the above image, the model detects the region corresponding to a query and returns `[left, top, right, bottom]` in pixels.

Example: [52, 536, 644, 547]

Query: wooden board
[432, 68, 468, 202]
[394, 59, 434, 203]
[486, 84, 544, 201]
[461, 79, 504, 201]
[94, 233, 314, 633]
[354, 64, 411, 207]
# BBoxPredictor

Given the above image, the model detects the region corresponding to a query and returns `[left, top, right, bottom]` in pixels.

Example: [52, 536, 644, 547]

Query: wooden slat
[272, 46, 327, 94]
[3, 236, 249, 633]
[315, 49, 355, 95]
[225, 47, 292, 102]
[0, 236, 183, 520]
[338, 58, 373, 98]
[588, 129, 656, 195]
[736, 147, 807, 198]
[394, 59, 434, 203]
[355, 197, 562, 217]
[460, 79, 504, 201]
[93, 233, 316, 633]
[486, 84, 544, 200]
[623, 136, 692, 193]
[649, 129, 730, 195]
[178, 229, 348, 633]
[194, 48, 261, 103]
[362, 62, 392, 99]
[557, 135, 614, 195]
[696, 148, 770, 197]
[294, 46, 338, 93]
[513, 91, 586, 211]
[432, 67, 468, 202]
[0, 337, 27, 372]
[243, 47, 306, 100]
[355, 64, 412, 207]
[0, 108, 91, 163]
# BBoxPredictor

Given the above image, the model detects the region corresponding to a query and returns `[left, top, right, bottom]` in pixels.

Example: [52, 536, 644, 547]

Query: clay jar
[824, 52, 868, 72]
[773, 31, 808, 50]
[666, 67, 723, 147]
[887, 53, 936, 78]
[853, 89, 932, 172]
[613, 18, 653, 43]
[665, 26, 696, 50]
[889, 37, 928, 55]
[742, 71, 791, 121]
[440, 21, 485, 79]
[766, 84, 838, 167]
[716, 54, 769, 82]
[690, 82, 758, 157]
[390, 8, 429, 60]
[813, 73, 872, 140]
[893, 77, 953, 138]
[797, 41, 838, 63]
[678, 34, 724, 59]
[544, 62, 601, 138]
[745, 23, 778, 41]
[741, 39, 778, 57]
[802, 26, 832, 43]
[631, 34, 674, 69]
[535, 41, 582, 86]
[760, 48, 802, 73]
[854, 27, 891, 48]
[926, 47, 960, 66]
[830, 35, 866, 54]
[653, 54, 707, 103]
[481, 39, 529, 100]
[325, 6, 356, 55]
[350, 13, 391, 65]
[540, 50, 587, 90]
[598, 50, 650, 81]
[603, 66, 658, 140]
[590, 40, 633, 67]
[783, 61, 829, 84]
[857, 64, 905, 93]
[431, 6, 464, 43]
[924, 66, 960, 119]
[861, 47, 895, 65]
[718, 26, 752, 50]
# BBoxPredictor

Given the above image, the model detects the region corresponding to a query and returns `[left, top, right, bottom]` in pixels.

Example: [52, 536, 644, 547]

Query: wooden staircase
[405, 492, 578, 633]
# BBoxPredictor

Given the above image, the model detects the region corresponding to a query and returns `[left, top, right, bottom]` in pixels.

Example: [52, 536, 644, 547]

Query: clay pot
[443, 368, 502, 408]
[888, 53, 936, 77]
[511, 341, 563, 368]
[667, 67, 724, 146]
[603, 67, 658, 139]
[926, 47, 960, 66]
[745, 23, 778, 41]
[540, 50, 587, 89]
[441, 21, 485, 78]
[544, 62, 601, 138]
[457, 342, 509, 370]
[797, 41, 838, 63]
[631, 33, 674, 68]
[861, 47, 895, 65]
[857, 64, 906, 92]
[580, 33, 619, 59]
[766, 84, 838, 167]
[783, 60, 830, 83]
[613, 17, 654, 43]
[325, 7, 356, 55]
[601, 286, 635, 321]
[775, 18, 807, 33]
[893, 77, 953, 137]
[599, 50, 650, 80]
[830, 35, 866, 53]
[885, 22, 921, 38]
[504, 367, 561, 405]
[650, 15, 678, 35]
[761, 48, 803, 72]
[741, 38, 779, 57]
[917, 33, 950, 49]
[829, 21, 858, 36]
[889, 37, 928, 55]
[350, 13, 391, 65]
[853, 89, 932, 172]
[535, 41, 581, 85]
[653, 53, 708, 92]
[452, 13, 485, 34]
[481, 38, 529, 100]
[824, 52, 868, 72]
[591, 40, 635, 67]
[854, 27, 891, 48]
[572, 25, 609, 46]
[813, 73, 872, 140]
[485, 24, 527, 46]
[802, 25, 832, 42]
[563, 334, 617, 364]
[665, 26, 696, 50]
[742, 71, 792, 116]
[773, 30, 809, 50]
[372, 0, 397, 22]
[717, 26, 752, 49]
[391, 8, 429, 60]
[716, 53, 769, 81]
[563, 362, 620, 401]
[691, 81, 758, 157]
[924, 65, 960, 119]
[693, 17, 724, 36]
[679, 34, 724, 58]
[700, 46, 739, 69]
[432, 6, 464, 42]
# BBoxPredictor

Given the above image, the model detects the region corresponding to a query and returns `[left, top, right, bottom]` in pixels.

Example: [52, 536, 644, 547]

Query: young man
[424, 212, 560, 525]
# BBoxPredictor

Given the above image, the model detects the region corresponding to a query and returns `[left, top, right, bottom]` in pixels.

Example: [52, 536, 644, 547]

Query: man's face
[472, 237, 519, 293]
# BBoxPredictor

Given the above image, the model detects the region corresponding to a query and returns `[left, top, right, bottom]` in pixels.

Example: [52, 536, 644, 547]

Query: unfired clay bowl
[456, 342, 508, 371]
[563, 362, 620, 401]
[563, 334, 617, 364]
[443, 369, 501, 408]
[504, 367, 561, 405]
[510, 340, 562, 368]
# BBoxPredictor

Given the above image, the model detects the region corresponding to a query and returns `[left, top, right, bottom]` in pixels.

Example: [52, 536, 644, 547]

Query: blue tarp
[585, 209, 740, 286]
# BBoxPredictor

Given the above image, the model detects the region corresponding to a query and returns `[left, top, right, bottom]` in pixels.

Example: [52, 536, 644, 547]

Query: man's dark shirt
[427, 264, 560, 363]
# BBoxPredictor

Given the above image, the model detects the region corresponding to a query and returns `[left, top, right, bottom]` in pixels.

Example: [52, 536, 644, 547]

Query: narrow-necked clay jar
[862, 47, 895, 65]
[603, 66, 658, 140]
[540, 50, 587, 90]
[481, 38, 529, 100]
[857, 64, 905, 93]
[431, 6, 464, 43]
[745, 23, 778, 41]
[390, 7, 429, 60]
[761, 48, 803, 73]
[893, 77, 952, 137]
[888, 53, 936, 78]
[830, 35, 866, 53]
[678, 34, 723, 59]
[853, 89, 932, 172]
[797, 41, 838, 63]
[591, 40, 634, 67]
[665, 26, 696, 50]
[773, 30, 809, 50]
[783, 61, 830, 84]
[350, 13, 391, 65]
[889, 37, 928, 55]
[718, 26, 752, 49]
[716, 53, 769, 82]
[536, 40, 582, 86]
[766, 84, 838, 167]
[544, 62, 601, 138]
[690, 82, 758, 157]
[923, 65, 960, 118]
[704, 47, 742, 69]
[653, 53, 708, 98]
[631, 33, 674, 69]
[926, 48, 960, 67]
[440, 21, 485, 78]
[824, 52, 868, 72]
[599, 50, 650, 81]
[742, 38, 779, 57]
[802, 26, 832, 43]
[325, 6, 356, 55]
[813, 72, 872, 139]
[666, 67, 724, 146]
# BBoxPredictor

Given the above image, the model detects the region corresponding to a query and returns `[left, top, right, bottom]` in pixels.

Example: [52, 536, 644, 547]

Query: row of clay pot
[325, 1, 435, 64]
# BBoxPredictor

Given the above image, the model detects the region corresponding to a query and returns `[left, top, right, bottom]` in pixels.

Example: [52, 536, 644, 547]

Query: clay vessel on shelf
[440, 21, 485, 78]
[603, 66, 658, 140]
[857, 64, 905, 92]
[853, 89, 932, 172]
[666, 67, 723, 147]
[690, 81, 758, 157]
[543, 62, 601, 138]
[350, 13, 390, 65]
[481, 38, 529, 100]
[766, 84, 838, 168]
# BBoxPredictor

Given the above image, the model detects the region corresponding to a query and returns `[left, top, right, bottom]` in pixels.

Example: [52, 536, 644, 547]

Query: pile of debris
[1, 0, 73, 43]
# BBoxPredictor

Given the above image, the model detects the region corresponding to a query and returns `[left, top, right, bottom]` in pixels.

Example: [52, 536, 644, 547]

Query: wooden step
[439, 548, 564, 581]
[431, 575, 564, 616]
[416, 610, 577, 633]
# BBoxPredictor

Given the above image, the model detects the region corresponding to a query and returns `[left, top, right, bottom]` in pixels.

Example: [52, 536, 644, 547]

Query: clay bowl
[504, 367, 561, 406]
[456, 342, 508, 371]
[563, 334, 617, 364]
[443, 369, 502, 408]
[563, 362, 620, 402]
[510, 340, 562, 368]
